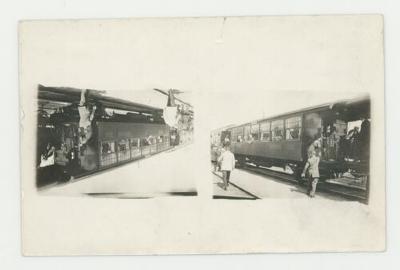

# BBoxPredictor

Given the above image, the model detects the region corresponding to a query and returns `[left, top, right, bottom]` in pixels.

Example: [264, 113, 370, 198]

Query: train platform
[40, 144, 197, 198]
[212, 171, 257, 200]
[214, 168, 356, 201]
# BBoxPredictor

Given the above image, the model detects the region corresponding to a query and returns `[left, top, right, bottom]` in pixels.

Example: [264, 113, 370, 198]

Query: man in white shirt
[218, 143, 236, 190]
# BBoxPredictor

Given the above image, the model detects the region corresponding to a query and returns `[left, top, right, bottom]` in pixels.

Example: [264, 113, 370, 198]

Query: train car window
[100, 141, 117, 166]
[285, 117, 302, 140]
[232, 127, 244, 142]
[244, 125, 251, 141]
[230, 129, 236, 142]
[148, 136, 157, 145]
[141, 138, 150, 146]
[251, 124, 260, 140]
[130, 138, 141, 158]
[260, 121, 271, 141]
[221, 130, 231, 143]
[230, 129, 235, 141]
[101, 141, 115, 154]
[130, 138, 140, 148]
[271, 120, 284, 141]
[118, 139, 129, 152]
[117, 139, 130, 162]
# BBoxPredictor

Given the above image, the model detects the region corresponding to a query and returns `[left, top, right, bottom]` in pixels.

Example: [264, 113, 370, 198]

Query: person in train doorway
[78, 89, 98, 171]
[301, 150, 320, 198]
[39, 142, 56, 168]
[347, 126, 361, 161]
[359, 118, 370, 161]
[218, 142, 236, 190]
[78, 89, 97, 148]
[224, 136, 230, 144]
[327, 126, 340, 161]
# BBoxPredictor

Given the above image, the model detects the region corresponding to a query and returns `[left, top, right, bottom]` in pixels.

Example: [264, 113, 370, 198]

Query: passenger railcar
[37, 85, 175, 188]
[218, 96, 370, 185]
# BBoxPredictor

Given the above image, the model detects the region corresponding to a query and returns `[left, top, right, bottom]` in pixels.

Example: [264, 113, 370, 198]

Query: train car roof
[211, 124, 236, 134]
[38, 84, 163, 114]
[228, 95, 370, 129]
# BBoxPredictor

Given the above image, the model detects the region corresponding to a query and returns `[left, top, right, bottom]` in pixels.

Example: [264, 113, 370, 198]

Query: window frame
[285, 116, 302, 141]
[117, 138, 130, 152]
[101, 140, 116, 155]
[234, 126, 244, 143]
[271, 119, 285, 142]
[99, 140, 117, 166]
[244, 125, 252, 141]
[250, 123, 260, 141]
[141, 137, 150, 146]
[130, 138, 140, 148]
[260, 121, 271, 141]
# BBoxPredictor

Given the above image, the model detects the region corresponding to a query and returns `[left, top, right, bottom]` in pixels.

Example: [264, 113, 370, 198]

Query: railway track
[238, 163, 368, 203]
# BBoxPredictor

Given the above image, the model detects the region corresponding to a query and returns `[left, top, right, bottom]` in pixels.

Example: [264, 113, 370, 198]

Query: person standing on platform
[210, 143, 220, 172]
[301, 150, 320, 198]
[218, 142, 236, 190]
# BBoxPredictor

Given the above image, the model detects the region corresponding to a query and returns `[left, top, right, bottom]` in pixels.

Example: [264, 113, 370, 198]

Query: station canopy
[38, 84, 163, 116]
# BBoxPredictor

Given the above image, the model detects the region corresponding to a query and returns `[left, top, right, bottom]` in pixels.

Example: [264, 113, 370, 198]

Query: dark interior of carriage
[319, 98, 370, 162]
[314, 98, 370, 187]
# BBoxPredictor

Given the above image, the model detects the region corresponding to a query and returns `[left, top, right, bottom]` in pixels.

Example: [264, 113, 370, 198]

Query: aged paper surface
[20, 15, 385, 255]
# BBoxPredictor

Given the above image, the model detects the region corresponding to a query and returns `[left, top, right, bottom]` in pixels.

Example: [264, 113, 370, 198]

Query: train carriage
[97, 122, 171, 168]
[216, 96, 370, 187]
[36, 85, 176, 188]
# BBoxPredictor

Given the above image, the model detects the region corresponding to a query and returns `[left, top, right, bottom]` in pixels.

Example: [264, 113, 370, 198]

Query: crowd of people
[305, 119, 370, 164]
[303, 118, 370, 197]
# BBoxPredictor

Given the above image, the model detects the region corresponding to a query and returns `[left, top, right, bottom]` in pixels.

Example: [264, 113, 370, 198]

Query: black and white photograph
[36, 85, 194, 198]
[210, 92, 370, 202]
[6, 0, 400, 268]
[19, 15, 385, 255]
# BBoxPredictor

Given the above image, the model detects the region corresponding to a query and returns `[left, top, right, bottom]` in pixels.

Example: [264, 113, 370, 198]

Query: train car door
[302, 112, 323, 160]
[220, 130, 231, 144]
